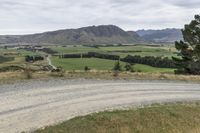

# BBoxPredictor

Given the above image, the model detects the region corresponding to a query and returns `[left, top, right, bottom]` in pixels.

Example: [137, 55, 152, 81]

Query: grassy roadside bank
[1, 71, 200, 84]
[34, 102, 200, 133]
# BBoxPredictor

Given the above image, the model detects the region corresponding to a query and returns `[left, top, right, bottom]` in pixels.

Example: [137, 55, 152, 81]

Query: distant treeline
[60, 52, 120, 60]
[121, 55, 176, 68]
[107, 50, 142, 53]
[38, 48, 58, 54]
[25, 55, 44, 62]
[83, 44, 123, 48]
[0, 56, 15, 63]
[59, 52, 176, 68]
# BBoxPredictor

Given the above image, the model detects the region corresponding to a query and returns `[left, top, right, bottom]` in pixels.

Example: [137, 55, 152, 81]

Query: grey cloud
[0, 0, 198, 34]
[166, 0, 200, 8]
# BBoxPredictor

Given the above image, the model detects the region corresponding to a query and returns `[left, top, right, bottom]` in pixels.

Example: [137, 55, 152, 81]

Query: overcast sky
[0, 0, 199, 35]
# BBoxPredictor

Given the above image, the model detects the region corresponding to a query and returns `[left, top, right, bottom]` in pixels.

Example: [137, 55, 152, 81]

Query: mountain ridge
[0, 25, 145, 45]
[136, 28, 183, 43]
[0, 26, 183, 45]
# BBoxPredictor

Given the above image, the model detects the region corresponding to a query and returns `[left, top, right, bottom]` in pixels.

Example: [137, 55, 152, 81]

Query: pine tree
[173, 15, 200, 75]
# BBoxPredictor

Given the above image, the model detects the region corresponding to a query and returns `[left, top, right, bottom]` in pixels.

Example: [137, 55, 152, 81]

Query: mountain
[0, 25, 144, 45]
[136, 28, 183, 43]
[0, 35, 21, 44]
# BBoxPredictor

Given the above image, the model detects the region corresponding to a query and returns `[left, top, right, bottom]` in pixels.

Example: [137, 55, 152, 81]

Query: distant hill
[136, 28, 183, 43]
[0, 25, 145, 45]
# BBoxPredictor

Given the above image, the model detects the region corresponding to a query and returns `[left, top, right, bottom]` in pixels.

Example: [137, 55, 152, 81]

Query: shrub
[124, 63, 132, 71]
[113, 61, 122, 71]
[51, 66, 65, 77]
[25, 55, 44, 62]
[84, 66, 90, 71]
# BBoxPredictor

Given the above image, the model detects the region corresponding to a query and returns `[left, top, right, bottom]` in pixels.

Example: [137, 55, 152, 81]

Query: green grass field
[51, 57, 174, 73]
[51, 45, 177, 58]
[133, 64, 175, 73]
[51, 57, 125, 70]
[0, 45, 177, 73]
[34, 102, 200, 133]
[51, 46, 102, 54]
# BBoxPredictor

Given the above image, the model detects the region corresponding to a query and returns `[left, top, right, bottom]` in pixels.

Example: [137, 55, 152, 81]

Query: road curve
[0, 79, 200, 133]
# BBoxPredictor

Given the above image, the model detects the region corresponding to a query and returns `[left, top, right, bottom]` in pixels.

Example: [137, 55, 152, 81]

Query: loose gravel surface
[0, 79, 200, 133]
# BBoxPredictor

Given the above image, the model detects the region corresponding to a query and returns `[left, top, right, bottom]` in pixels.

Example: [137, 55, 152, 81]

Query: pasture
[50, 45, 176, 73]
[0, 44, 177, 73]
[51, 45, 177, 58]
[0, 47, 48, 71]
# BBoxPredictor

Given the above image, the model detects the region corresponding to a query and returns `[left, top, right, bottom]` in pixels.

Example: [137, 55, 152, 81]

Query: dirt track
[0, 79, 200, 133]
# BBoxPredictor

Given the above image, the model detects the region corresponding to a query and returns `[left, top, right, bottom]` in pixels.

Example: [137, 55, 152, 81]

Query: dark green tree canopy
[173, 15, 200, 74]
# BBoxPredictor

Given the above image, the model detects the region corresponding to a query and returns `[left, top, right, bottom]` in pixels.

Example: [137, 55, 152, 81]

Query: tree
[84, 66, 90, 71]
[124, 63, 132, 71]
[173, 15, 200, 75]
[113, 61, 122, 71]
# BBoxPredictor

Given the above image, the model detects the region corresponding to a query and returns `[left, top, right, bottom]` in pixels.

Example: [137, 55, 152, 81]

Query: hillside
[0, 25, 144, 45]
[136, 28, 183, 43]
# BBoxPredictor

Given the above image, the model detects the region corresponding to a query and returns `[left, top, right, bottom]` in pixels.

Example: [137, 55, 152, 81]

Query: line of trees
[60, 52, 120, 60]
[122, 55, 176, 68]
[59, 52, 175, 68]
[38, 48, 58, 54]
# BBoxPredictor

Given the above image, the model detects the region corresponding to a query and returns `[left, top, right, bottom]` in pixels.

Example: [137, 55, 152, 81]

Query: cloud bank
[0, 0, 199, 34]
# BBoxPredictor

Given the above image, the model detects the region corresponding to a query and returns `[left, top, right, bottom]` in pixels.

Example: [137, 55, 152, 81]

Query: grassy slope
[35, 103, 200, 133]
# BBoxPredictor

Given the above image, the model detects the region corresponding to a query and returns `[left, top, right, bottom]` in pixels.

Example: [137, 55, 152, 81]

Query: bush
[124, 63, 132, 71]
[113, 61, 122, 71]
[130, 67, 135, 73]
[51, 67, 65, 77]
[84, 66, 90, 71]
[25, 55, 44, 62]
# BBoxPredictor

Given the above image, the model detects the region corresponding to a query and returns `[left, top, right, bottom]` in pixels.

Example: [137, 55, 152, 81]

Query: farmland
[51, 45, 177, 58]
[0, 47, 48, 71]
[0, 44, 177, 73]
[50, 45, 177, 73]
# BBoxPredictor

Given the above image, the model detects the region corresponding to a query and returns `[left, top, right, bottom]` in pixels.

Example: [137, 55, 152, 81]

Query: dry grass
[34, 102, 200, 133]
[1, 71, 200, 84]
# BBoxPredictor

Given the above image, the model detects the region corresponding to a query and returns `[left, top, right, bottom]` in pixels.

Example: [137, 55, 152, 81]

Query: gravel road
[0, 79, 200, 133]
